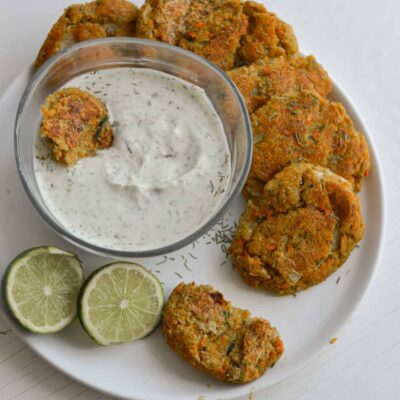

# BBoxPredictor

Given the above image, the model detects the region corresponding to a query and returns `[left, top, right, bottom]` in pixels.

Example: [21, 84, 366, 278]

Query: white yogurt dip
[34, 67, 231, 251]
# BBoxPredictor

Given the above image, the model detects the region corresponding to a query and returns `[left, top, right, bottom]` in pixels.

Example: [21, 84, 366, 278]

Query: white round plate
[0, 68, 384, 400]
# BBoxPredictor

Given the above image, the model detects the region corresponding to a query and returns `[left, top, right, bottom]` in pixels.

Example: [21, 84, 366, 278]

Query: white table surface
[1, 0, 399, 399]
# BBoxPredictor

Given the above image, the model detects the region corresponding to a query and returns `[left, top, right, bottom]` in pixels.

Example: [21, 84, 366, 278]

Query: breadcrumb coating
[137, 0, 248, 70]
[228, 55, 332, 114]
[236, 1, 298, 66]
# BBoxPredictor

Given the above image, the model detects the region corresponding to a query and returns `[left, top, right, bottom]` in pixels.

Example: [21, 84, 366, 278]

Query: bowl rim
[14, 37, 253, 258]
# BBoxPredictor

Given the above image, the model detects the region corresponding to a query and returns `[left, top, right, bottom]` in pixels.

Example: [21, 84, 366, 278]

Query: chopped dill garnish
[156, 256, 168, 265]
[209, 179, 214, 193]
[183, 260, 191, 271]
[125, 141, 133, 154]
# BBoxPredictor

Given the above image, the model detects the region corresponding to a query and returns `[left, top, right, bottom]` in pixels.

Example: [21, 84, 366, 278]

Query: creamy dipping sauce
[34, 67, 231, 251]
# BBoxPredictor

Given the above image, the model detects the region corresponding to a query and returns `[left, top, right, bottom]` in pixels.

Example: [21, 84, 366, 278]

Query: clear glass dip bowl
[15, 38, 252, 258]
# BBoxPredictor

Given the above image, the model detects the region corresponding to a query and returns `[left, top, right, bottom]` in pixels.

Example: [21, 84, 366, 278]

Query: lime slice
[5, 246, 84, 333]
[78, 262, 164, 346]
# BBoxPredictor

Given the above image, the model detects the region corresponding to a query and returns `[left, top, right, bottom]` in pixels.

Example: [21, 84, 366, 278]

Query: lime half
[5, 246, 84, 333]
[78, 262, 164, 346]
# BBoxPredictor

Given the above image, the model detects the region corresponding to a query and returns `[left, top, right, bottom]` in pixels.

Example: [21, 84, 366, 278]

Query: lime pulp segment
[79, 262, 164, 346]
[5, 246, 84, 333]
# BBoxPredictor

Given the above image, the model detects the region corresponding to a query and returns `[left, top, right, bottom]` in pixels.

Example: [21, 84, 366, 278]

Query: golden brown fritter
[136, 0, 248, 70]
[136, 0, 299, 70]
[236, 1, 298, 66]
[41, 87, 113, 166]
[230, 163, 364, 295]
[35, 0, 137, 69]
[163, 282, 283, 383]
[243, 90, 370, 198]
[228, 55, 332, 114]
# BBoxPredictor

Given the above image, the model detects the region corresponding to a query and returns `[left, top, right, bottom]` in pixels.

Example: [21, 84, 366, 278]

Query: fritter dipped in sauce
[41, 87, 113, 166]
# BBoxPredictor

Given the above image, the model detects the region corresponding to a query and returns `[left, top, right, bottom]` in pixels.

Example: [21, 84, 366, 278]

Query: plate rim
[0, 67, 386, 400]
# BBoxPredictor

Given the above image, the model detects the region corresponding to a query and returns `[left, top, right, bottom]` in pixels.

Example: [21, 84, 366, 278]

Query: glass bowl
[14, 38, 252, 258]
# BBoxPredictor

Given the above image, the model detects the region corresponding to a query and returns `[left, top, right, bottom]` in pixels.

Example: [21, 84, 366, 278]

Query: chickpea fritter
[41, 88, 113, 166]
[137, 0, 248, 70]
[35, 0, 137, 69]
[243, 90, 370, 198]
[230, 163, 364, 295]
[162, 282, 283, 383]
[228, 55, 332, 114]
[236, 1, 298, 66]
